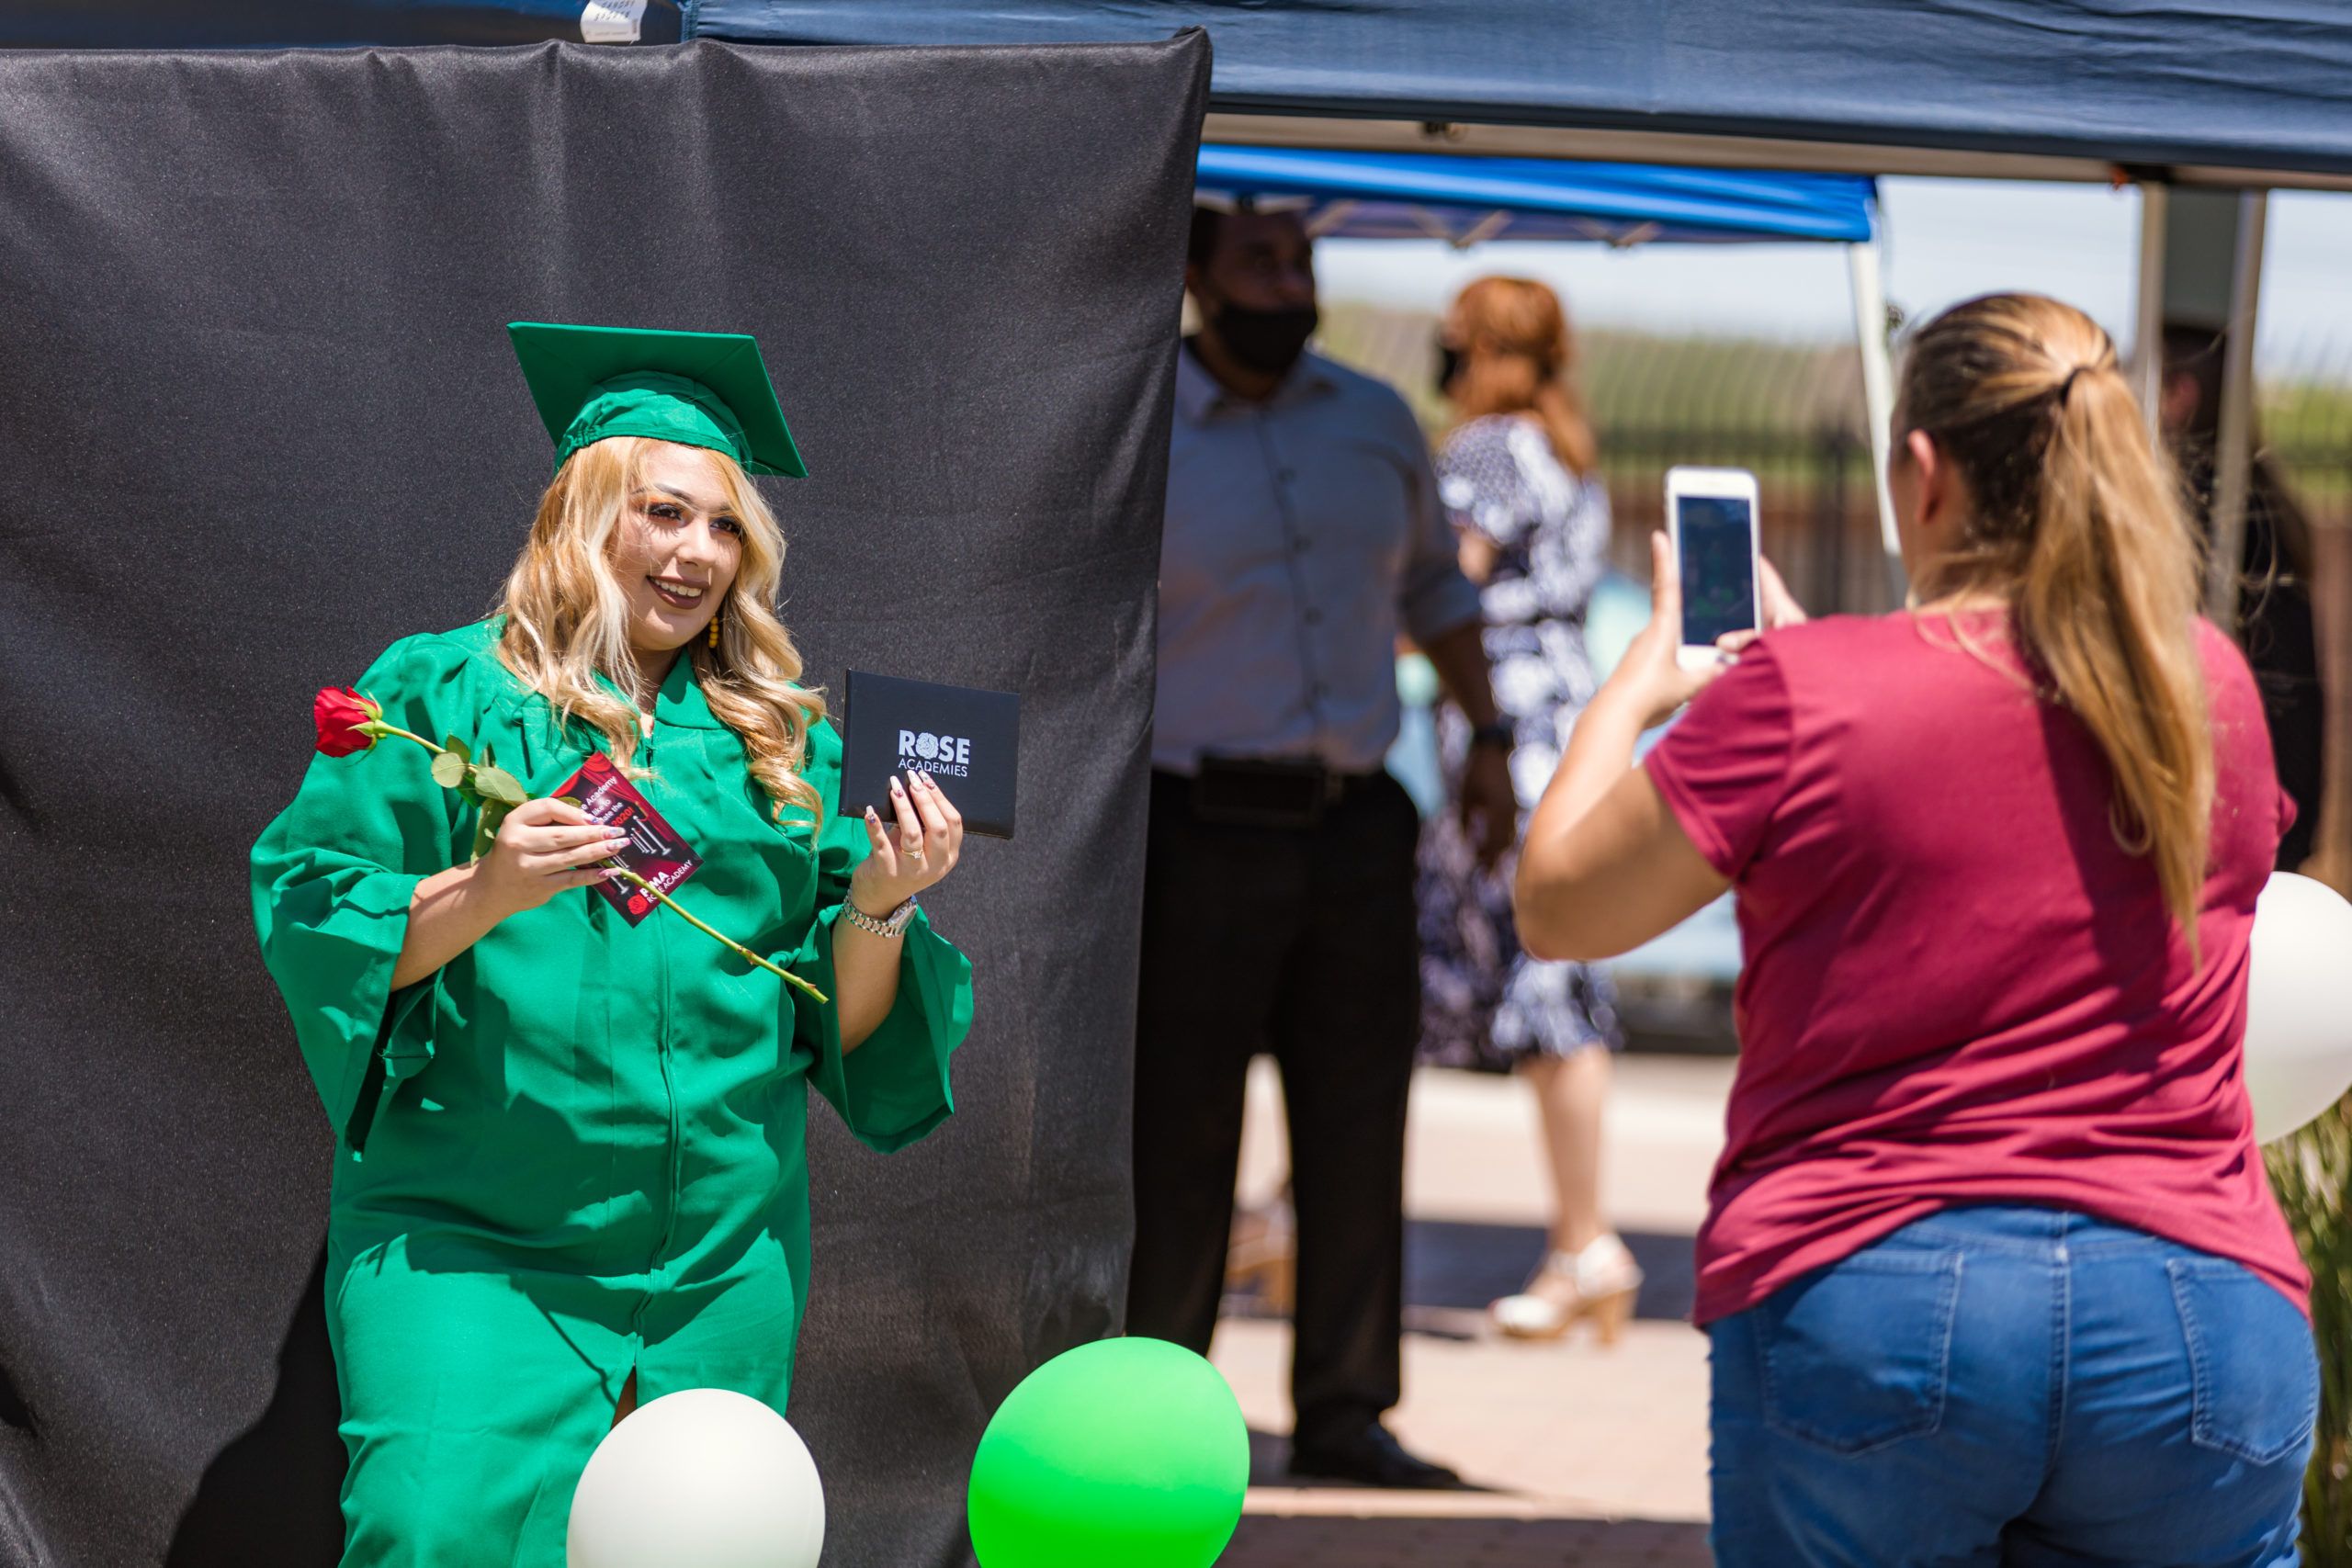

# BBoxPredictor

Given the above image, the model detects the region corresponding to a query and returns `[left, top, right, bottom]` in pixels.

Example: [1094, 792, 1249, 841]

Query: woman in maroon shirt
[1515, 293, 2315, 1566]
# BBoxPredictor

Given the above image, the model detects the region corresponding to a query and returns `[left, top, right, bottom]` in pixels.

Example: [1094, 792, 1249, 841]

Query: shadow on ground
[166, 1247, 346, 1567]
[1407, 1221, 1697, 1325]
[1223, 1221, 1696, 1334]
[1246, 1427, 1498, 1493]
[1220, 1512, 1713, 1567]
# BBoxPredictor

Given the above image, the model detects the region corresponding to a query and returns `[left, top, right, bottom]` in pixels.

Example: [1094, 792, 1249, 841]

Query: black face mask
[1434, 341, 1464, 398]
[1210, 300, 1319, 377]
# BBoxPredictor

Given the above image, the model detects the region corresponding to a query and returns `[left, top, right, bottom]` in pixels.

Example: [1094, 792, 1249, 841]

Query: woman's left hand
[849, 772, 964, 917]
[1601, 532, 1731, 731]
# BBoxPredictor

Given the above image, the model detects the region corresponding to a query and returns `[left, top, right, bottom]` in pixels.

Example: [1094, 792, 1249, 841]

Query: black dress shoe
[1287, 1423, 1464, 1489]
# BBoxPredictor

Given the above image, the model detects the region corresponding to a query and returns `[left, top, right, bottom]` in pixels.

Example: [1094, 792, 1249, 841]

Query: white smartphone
[1665, 466, 1762, 670]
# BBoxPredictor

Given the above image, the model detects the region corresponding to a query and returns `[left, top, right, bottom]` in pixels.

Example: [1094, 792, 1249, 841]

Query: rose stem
[605, 865, 830, 1006]
[376, 729, 828, 1006]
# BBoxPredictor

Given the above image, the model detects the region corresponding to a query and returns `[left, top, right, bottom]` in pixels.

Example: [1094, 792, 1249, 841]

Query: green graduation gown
[251, 619, 972, 1567]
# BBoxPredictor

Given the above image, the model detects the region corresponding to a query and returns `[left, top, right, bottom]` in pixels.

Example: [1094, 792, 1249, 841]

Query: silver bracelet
[842, 894, 917, 939]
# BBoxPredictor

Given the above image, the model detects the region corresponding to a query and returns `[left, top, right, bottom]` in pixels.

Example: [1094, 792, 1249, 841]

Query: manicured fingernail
[865, 806, 880, 822]
[889, 776, 905, 795]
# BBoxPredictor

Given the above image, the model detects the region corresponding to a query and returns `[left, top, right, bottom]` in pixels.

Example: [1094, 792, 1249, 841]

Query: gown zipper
[647, 895, 681, 1282]
[631, 717, 684, 1342]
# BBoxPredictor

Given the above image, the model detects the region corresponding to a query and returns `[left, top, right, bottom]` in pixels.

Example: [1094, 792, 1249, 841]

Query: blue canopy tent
[18, 3, 2352, 189]
[1197, 146, 1876, 247]
[1198, 145, 1904, 582]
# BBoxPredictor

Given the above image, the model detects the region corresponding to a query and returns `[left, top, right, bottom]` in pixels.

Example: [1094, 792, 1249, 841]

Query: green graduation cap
[507, 321, 808, 478]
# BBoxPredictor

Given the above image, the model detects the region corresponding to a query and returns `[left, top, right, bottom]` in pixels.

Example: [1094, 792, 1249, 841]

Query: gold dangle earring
[707, 604, 723, 650]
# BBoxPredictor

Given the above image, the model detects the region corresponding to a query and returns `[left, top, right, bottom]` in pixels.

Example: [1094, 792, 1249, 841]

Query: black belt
[1170, 755, 1385, 829]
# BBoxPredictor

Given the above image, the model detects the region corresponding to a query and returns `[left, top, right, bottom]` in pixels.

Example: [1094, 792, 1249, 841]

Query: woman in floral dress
[1420, 277, 1641, 1341]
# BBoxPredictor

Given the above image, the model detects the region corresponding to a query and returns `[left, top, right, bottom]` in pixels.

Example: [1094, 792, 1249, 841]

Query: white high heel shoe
[1490, 1234, 1644, 1345]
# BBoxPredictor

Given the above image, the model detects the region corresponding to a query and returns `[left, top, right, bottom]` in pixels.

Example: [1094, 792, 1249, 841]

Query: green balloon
[968, 1337, 1249, 1568]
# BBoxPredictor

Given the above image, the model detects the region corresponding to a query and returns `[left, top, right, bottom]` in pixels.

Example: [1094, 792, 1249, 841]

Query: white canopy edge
[1848, 241, 1905, 600]
[2206, 193, 2269, 628]
[2132, 182, 2171, 442]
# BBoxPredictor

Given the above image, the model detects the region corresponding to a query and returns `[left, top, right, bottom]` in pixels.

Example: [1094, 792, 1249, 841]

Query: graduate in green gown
[252, 322, 975, 1567]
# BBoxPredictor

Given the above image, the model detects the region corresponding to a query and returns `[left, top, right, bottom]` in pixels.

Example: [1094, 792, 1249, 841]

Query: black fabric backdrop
[0, 36, 1205, 1568]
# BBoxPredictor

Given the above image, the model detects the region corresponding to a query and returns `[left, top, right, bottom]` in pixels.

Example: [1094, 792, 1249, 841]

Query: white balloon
[2245, 872, 2352, 1145]
[568, 1389, 824, 1568]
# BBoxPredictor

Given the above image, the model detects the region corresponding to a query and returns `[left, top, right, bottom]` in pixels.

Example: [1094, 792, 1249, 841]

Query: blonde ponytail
[1902, 295, 2212, 956]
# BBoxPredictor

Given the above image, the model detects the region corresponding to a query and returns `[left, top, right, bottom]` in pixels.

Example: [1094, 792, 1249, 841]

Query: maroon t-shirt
[1645, 613, 2308, 1325]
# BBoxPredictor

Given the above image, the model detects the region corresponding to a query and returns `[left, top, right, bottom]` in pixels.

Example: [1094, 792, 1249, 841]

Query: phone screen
[1677, 495, 1758, 647]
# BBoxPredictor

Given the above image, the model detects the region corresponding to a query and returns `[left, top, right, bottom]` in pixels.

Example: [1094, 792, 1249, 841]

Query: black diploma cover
[840, 671, 1020, 839]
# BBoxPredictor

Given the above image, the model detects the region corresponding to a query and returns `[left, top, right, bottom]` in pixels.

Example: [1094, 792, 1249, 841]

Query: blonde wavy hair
[1899, 293, 2211, 955]
[492, 435, 827, 829]
[1446, 276, 1600, 478]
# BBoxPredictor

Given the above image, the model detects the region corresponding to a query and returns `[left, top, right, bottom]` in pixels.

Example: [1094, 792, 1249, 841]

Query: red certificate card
[550, 752, 703, 926]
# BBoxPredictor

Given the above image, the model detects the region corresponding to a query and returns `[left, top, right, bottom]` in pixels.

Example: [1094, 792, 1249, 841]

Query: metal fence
[1328, 299, 2352, 904]
[1598, 429, 1894, 614]
[1323, 300, 2352, 618]
[2267, 334, 2352, 520]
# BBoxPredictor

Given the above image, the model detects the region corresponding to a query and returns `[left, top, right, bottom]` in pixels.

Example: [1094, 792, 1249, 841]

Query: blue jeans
[1709, 1204, 2317, 1567]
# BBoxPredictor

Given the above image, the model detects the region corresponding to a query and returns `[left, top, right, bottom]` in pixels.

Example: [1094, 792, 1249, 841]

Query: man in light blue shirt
[1154, 338, 1498, 775]
[1128, 201, 1515, 1490]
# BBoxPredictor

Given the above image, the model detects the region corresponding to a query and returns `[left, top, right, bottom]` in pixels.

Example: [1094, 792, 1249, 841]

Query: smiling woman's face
[608, 441, 744, 654]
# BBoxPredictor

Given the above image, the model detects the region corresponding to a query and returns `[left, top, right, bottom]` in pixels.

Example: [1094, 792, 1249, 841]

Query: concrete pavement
[1211, 1055, 1734, 1566]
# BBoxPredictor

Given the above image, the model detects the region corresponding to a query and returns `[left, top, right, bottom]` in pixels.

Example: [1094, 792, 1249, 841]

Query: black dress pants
[1125, 767, 1421, 1449]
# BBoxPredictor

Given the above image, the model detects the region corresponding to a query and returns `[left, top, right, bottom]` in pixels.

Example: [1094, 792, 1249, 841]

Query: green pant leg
[636, 1244, 800, 1411]
[329, 1235, 632, 1568]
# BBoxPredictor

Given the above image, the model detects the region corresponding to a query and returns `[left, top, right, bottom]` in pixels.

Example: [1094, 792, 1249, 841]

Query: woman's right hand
[1600, 532, 1732, 730]
[472, 797, 631, 918]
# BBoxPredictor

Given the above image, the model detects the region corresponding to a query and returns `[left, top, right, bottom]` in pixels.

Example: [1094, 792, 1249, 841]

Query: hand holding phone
[1666, 467, 1761, 670]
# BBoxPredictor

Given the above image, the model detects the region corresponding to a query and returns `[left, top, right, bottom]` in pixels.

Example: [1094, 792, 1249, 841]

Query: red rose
[313, 686, 383, 757]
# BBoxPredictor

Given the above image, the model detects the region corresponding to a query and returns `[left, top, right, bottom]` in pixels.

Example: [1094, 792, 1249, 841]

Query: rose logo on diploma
[840, 671, 1020, 840]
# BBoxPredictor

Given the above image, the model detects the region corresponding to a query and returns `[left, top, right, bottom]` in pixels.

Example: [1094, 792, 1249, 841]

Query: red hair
[1448, 276, 1599, 478]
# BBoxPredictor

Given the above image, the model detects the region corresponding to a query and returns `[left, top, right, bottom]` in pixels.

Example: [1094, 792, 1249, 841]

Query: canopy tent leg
[1847, 239, 1905, 605]
[2205, 190, 2268, 630]
[2132, 181, 2169, 440]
